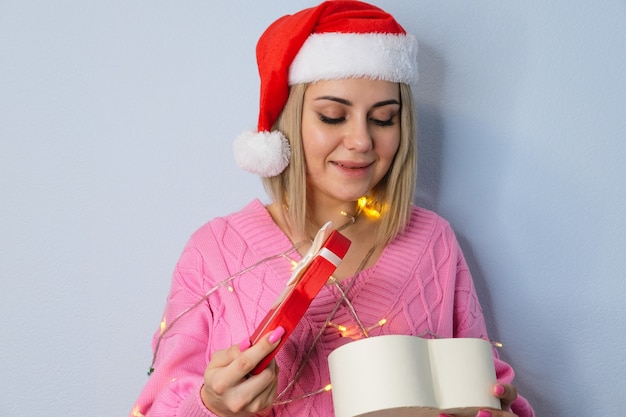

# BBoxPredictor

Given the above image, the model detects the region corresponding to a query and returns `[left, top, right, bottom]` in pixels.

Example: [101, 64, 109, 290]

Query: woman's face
[301, 78, 401, 206]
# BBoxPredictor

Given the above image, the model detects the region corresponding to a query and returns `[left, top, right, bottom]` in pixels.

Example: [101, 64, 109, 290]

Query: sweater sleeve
[130, 236, 221, 417]
[450, 231, 535, 417]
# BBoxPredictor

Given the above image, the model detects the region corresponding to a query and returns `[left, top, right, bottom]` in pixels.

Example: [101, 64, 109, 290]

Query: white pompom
[233, 130, 291, 177]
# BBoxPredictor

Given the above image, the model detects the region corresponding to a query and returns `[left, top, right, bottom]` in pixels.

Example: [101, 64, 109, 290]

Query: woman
[131, 2, 534, 417]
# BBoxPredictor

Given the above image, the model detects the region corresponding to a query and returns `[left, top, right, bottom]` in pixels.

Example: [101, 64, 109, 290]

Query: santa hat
[234, 0, 418, 177]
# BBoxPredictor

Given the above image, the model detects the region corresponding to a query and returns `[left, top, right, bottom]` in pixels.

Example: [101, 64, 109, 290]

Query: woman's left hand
[493, 383, 517, 412]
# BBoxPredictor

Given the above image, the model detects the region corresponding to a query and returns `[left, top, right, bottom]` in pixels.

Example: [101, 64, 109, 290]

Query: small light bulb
[357, 196, 382, 219]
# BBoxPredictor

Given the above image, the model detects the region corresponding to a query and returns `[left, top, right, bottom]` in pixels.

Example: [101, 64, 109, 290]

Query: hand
[439, 383, 519, 417]
[200, 327, 285, 417]
[493, 383, 518, 412]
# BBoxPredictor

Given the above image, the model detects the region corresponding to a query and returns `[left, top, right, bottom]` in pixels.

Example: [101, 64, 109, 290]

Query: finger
[215, 326, 284, 386]
[219, 359, 279, 414]
[258, 326, 286, 348]
[203, 344, 263, 400]
[206, 344, 244, 370]
[202, 369, 277, 415]
[493, 383, 517, 410]
[243, 367, 280, 414]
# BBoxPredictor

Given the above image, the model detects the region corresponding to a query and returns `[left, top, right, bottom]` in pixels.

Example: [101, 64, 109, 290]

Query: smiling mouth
[333, 161, 373, 169]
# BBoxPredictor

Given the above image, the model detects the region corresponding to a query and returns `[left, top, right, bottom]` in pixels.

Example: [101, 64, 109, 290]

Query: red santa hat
[234, 0, 418, 177]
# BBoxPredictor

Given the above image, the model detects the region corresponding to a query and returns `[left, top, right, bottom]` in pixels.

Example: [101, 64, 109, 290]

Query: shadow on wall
[412, 39, 508, 366]
[413, 42, 446, 214]
[411, 41, 558, 416]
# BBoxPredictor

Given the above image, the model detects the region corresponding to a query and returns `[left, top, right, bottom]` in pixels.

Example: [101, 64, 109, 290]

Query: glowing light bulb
[160, 317, 166, 335]
[378, 318, 387, 326]
[132, 406, 145, 417]
[327, 322, 347, 333]
[358, 196, 381, 219]
[323, 384, 332, 392]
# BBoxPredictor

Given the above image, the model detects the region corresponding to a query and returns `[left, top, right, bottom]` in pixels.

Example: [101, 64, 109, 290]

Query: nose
[343, 117, 373, 152]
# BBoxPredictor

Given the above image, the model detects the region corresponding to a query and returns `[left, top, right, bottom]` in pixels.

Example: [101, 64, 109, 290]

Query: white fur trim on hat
[233, 130, 291, 177]
[289, 33, 418, 85]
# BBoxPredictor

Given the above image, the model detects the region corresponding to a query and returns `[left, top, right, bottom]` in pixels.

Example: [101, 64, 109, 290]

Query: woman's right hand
[200, 327, 285, 417]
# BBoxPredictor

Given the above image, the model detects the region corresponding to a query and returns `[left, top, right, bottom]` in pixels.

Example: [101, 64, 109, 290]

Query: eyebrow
[314, 96, 401, 108]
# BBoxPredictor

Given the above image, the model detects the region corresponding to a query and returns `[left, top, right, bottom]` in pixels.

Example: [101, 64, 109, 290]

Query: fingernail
[239, 337, 251, 351]
[268, 326, 285, 344]
[494, 384, 506, 396]
[476, 410, 492, 417]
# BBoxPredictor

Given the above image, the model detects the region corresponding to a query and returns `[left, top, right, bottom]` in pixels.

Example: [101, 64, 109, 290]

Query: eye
[319, 114, 345, 125]
[370, 117, 395, 127]
[369, 108, 399, 127]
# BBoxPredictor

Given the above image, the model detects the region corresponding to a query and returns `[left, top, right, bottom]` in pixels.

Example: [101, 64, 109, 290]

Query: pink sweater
[131, 199, 534, 417]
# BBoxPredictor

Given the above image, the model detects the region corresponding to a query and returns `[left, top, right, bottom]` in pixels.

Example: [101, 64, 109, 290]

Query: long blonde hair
[262, 83, 418, 246]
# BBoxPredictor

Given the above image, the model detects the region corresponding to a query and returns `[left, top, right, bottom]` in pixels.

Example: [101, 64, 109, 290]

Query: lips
[332, 161, 373, 169]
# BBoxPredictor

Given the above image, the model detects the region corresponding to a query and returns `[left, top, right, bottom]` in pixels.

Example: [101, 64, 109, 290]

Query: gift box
[249, 225, 351, 375]
[328, 335, 501, 417]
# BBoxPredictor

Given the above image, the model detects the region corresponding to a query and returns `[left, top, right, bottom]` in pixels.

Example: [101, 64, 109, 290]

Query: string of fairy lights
[134, 197, 502, 416]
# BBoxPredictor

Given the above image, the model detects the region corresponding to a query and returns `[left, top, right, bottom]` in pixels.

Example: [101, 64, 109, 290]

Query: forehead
[305, 78, 400, 102]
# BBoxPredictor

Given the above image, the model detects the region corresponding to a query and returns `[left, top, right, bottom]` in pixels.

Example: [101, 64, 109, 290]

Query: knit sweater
[131, 199, 534, 417]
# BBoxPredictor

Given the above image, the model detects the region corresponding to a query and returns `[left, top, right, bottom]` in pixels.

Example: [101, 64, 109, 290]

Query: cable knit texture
[131, 199, 534, 417]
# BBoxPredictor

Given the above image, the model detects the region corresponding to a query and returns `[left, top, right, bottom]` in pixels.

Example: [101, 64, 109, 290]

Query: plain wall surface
[1, 1, 624, 416]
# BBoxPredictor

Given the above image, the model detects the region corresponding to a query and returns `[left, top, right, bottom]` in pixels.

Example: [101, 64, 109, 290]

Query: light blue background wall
[1, 1, 624, 416]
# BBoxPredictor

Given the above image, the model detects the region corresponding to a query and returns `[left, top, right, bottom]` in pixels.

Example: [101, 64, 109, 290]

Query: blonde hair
[262, 83, 417, 246]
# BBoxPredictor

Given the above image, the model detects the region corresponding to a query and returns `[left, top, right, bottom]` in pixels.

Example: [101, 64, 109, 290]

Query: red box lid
[249, 229, 351, 375]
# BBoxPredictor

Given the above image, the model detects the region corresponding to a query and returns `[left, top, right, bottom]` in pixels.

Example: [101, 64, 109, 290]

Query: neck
[266, 195, 379, 248]
[307, 201, 360, 234]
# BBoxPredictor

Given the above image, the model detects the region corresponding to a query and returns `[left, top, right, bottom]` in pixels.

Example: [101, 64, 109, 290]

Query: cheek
[378, 132, 401, 161]
[301, 126, 324, 172]
[301, 123, 333, 160]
